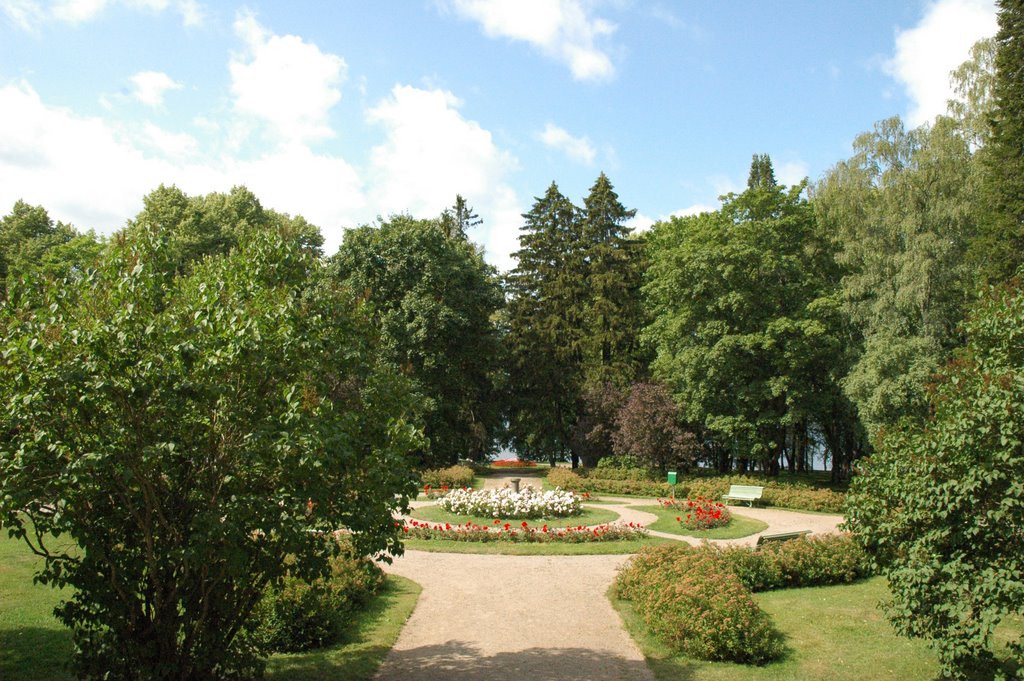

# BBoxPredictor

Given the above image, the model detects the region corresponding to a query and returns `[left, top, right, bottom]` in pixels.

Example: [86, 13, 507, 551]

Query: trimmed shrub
[586, 466, 659, 482]
[421, 465, 475, 489]
[546, 467, 590, 491]
[616, 545, 784, 664]
[702, 534, 871, 592]
[253, 542, 385, 653]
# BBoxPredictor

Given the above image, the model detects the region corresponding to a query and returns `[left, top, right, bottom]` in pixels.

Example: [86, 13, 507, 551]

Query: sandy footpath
[376, 475, 844, 680]
[376, 551, 654, 681]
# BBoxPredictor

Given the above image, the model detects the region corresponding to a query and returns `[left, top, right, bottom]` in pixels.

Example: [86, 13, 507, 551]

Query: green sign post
[667, 471, 677, 499]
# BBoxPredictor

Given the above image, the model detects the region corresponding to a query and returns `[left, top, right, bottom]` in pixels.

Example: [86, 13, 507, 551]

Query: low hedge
[615, 545, 784, 664]
[420, 465, 475, 490]
[251, 540, 385, 653]
[552, 468, 845, 513]
[700, 533, 871, 592]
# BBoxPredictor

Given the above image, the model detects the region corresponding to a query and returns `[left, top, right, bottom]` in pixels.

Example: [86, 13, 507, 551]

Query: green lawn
[403, 535, 675, 555]
[265, 575, 419, 680]
[409, 504, 621, 528]
[0, 530, 419, 681]
[0, 530, 73, 680]
[635, 505, 769, 539]
[612, 576, 1022, 680]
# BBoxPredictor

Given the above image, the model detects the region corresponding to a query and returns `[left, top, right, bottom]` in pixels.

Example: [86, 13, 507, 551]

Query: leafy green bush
[421, 465, 475, 489]
[253, 542, 385, 653]
[708, 534, 871, 592]
[546, 467, 591, 491]
[582, 477, 674, 497]
[616, 545, 784, 664]
[684, 476, 845, 513]
[585, 466, 659, 482]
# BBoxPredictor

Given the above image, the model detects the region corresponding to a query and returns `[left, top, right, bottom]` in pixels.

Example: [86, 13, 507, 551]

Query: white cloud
[447, 0, 616, 81]
[366, 84, 522, 269]
[0, 80, 364, 251]
[0, 80, 175, 230]
[886, 0, 997, 126]
[626, 212, 654, 232]
[671, 203, 714, 218]
[4, 0, 204, 29]
[140, 121, 197, 158]
[130, 70, 182, 107]
[539, 122, 595, 164]
[230, 11, 346, 145]
[775, 159, 809, 187]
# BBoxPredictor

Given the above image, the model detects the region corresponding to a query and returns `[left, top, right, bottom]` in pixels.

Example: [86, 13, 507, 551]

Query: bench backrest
[756, 530, 810, 546]
[726, 485, 763, 496]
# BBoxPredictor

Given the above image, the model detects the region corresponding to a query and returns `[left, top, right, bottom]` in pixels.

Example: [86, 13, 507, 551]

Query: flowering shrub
[439, 485, 582, 519]
[659, 496, 732, 530]
[615, 545, 784, 664]
[491, 459, 537, 468]
[400, 519, 647, 543]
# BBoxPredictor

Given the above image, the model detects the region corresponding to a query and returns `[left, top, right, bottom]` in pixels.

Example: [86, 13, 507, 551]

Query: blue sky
[0, 0, 997, 270]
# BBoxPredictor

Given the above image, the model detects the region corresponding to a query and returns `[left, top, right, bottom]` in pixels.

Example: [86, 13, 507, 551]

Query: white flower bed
[438, 485, 583, 519]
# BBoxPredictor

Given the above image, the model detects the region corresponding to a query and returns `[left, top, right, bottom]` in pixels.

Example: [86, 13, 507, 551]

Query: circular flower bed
[438, 485, 582, 519]
[659, 496, 732, 531]
[400, 519, 647, 543]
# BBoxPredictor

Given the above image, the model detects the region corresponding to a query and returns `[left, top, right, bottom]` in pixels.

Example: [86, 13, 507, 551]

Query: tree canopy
[0, 191, 420, 678]
[330, 213, 504, 467]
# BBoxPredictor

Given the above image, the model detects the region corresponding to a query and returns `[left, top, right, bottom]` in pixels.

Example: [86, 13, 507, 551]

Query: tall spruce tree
[976, 0, 1024, 283]
[580, 173, 644, 386]
[505, 182, 585, 464]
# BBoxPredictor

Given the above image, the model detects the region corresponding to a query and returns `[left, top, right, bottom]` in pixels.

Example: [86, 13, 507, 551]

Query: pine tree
[580, 173, 643, 386]
[978, 0, 1024, 282]
[505, 182, 585, 463]
[439, 194, 482, 240]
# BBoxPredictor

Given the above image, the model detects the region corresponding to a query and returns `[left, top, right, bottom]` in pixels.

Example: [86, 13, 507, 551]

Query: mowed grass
[0, 530, 74, 681]
[265, 575, 419, 680]
[403, 535, 676, 555]
[0, 530, 420, 681]
[614, 576, 1023, 681]
[409, 504, 621, 528]
[636, 505, 768, 539]
[613, 577, 938, 680]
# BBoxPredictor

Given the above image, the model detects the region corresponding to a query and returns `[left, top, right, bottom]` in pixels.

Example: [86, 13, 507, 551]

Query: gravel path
[377, 477, 844, 680]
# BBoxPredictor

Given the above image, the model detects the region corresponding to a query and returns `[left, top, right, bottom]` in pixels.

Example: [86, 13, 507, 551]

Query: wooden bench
[721, 484, 763, 507]
[756, 530, 811, 546]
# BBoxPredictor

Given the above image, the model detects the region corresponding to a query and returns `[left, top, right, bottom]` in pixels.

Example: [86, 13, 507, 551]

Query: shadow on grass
[375, 640, 654, 681]
[0, 626, 74, 681]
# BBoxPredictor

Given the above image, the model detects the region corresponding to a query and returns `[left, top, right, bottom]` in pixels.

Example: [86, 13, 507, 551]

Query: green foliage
[845, 280, 1024, 678]
[252, 542, 385, 653]
[975, 1, 1024, 283]
[546, 467, 591, 491]
[707, 535, 871, 592]
[506, 175, 644, 464]
[0, 200, 102, 298]
[330, 214, 503, 467]
[814, 116, 979, 436]
[580, 173, 645, 385]
[645, 155, 845, 472]
[615, 546, 785, 664]
[570, 381, 626, 467]
[419, 465, 476, 490]
[0, 190, 421, 680]
[505, 182, 586, 462]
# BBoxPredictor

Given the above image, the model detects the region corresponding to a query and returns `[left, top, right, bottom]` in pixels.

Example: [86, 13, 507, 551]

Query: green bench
[721, 484, 764, 507]
[756, 530, 811, 546]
